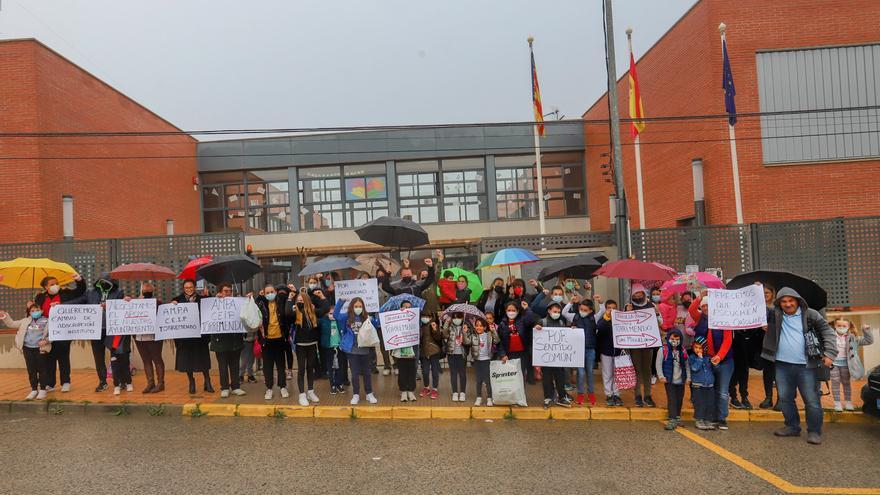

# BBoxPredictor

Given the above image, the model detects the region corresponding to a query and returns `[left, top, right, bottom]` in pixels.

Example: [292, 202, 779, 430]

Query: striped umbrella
[476, 248, 541, 270]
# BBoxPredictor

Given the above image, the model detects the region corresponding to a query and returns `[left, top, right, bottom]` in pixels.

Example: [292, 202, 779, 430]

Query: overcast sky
[0, 0, 696, 138]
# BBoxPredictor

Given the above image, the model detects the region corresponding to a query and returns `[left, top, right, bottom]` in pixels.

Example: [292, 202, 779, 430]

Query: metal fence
[0, 233, 244, 316]
[630, 216, 880, 308]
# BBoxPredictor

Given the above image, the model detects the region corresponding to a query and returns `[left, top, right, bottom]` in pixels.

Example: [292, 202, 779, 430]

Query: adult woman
[172, 279, 213, 395]
[34, 273, 85, 392]
[418, 314, 442, 399]
[628, 284, 656, 407]
[334, 297, 379, 405]
[133, 283, 165, 393]
[255, 283, 290, 401]
[498, 301, 537, 384]
[286, 288, 323, 406]
[0, 304, 52, 400]
[210, 283, 246, 398]
[690, 294, 734, 430]
[476, 277, 506, 322]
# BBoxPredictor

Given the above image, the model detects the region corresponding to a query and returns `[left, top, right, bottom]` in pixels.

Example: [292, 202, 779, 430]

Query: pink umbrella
[110, 263, 176, 281]
[594, 259, 677, 282]
[660, 272, 725, 295]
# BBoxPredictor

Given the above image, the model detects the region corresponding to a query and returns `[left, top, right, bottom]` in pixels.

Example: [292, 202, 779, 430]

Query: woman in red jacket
[689, 295, 735, 430]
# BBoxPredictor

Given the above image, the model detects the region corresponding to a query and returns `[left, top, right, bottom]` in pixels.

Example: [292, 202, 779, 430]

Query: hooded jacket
[761, 287, 836, 368]
[70, 274, 125, 335]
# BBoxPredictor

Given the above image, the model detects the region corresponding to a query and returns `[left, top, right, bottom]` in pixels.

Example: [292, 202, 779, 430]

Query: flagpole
[720, 23, 744, 224]
[626, 28, 646, 230]
[528, 36, 547, 248]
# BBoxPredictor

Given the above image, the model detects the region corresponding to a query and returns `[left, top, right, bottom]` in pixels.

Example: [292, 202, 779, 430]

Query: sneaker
[634, 396, 644, 407]
[366, 393, 378, 404]
[61, 383, 71, 393]
[833, 401, 843, 412]
[452, 393, 460, 402]
[392, 368, 399, 375]
[307, 390, 319, 403]
[696, 420, 713, 430]
[265, 389, 274, 400]
[806, 432, 822, 445]
[644, 396, 656, 408]
[419, 387, 430, 398]
[401, 392, 408, 402]
[474, 397, 482, 406]
[844, 402, 855, 412]
[651, 376, 657, 385]
[730, 397, 744, 409]
[486, 398, 494, 407]
[605, 397, 615, 407]
[231, 388, 246, 396]
[298, 393, 309, 406]
[330, 386, 339, 395]
[113, 386, 121, 396]
[665, 419, 677, 430]
[587, 393, 596, 406]
[95, 382, 109, 393]
[741, 399, 753, 410]
[220, 389, 230, 398]
[773, 402, 782, 412]
[555, 397, 572, 408]
[614, 396, 625, 407]
[430, 389, 439, 400]
[773, 427, 801, 437]
[716, 420, 729, 430]
[44, 386, 55, 392]
[351, 394, 360, 405]
[125, 384, 134, 392]
[247, 376, 258, 384]
[759, 397, 773, 409]
[37, 389, 48, 400]
[575, 393, 585, 405]
[25, 390, 38, 400]
[281, 387, 290, 399]
[459, 393, 466, 403]
[382, 368, 391, 376]
[543, 398, 553, 409]
[564, 383, 574, 392]
[407, 391, 417, 402]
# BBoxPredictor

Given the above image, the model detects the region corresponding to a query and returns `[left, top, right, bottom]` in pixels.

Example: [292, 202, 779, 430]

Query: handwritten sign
[532, 326, 584, 367]
[48, 304, 103, 341]
[335, 279, 380, 313]
[612, 309, 662, 348]
[106, 299, 157, 336]
[379, 308, 421, 350]
[707, 284, 767, 330]
[155, 303, 201, 340]
[199, 297, 246, 334]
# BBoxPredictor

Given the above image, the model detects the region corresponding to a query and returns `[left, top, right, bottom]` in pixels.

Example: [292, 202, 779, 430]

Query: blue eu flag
[722, 38, 736, 126]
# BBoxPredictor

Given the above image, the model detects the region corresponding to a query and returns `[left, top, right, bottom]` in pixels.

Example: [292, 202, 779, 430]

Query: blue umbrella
[380, 293, 426, 312]
[476, 247, 541, 270]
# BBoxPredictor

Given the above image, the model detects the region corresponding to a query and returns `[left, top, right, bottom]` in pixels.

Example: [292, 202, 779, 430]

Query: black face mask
[401, 276, 413, 283]
[632, 297, 646, 305]
[681, 300, 692, 309]
[296, 302, 304, 309]
[142, 292, 154, 299]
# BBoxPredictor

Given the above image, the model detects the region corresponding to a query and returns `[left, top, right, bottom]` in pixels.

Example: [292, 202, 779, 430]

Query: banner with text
[155, 303, 201, 340]
[334, 279, 380, 313]
[379, 307, 421, 350]
[106, 299, 157, 336]
[611, 309, 662, 348]
[200, 297, 246, 334]
[532, 326, 585, 367]
[48, 304, 103, 341]
[708, 284, 767, 330]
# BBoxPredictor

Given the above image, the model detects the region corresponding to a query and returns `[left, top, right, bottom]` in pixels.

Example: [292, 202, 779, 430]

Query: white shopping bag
[490, 358, 528, 407]
[357, 318, 380, 348]
[240, 296, 262, 331]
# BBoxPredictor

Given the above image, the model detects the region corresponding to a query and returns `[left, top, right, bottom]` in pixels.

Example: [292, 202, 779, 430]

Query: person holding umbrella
[69, 273, 124, 393]
[171, 279, 213, 395]
[35, 273, 86, 393]
[441, 309, 473, 402]
[210, 283, 246, 398]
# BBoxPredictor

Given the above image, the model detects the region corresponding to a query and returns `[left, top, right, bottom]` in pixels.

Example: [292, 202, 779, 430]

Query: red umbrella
[178, 256, 213, 281]
[110, 263, 176, 281]
[594, 259, 677, 282]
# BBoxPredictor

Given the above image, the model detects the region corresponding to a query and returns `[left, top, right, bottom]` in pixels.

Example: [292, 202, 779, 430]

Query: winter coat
[688, 354, 715, 387]
[761, 287, 837, 368]
[839, 328, 874, 380]
[570, 310, 598, 349]
[255, 293, 290, 340]
[596, 313, 621, 357]
[380, 266, 436, 297]
[497, 309, 537, 355]
[658, 301, 677, 332]
[476, 285, 506, 322]
[285, 300, 320, 345]
[420, 321, 443, 358]
[1, 314, 47, 351]
[333, 299, 380, 355]
[441, 320, 473, 356]
[69, 276, 125, 332]
[467, 327, 501, 360]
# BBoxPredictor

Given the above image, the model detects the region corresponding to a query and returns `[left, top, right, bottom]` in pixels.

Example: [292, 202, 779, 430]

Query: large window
[397, 161, 441, 223]
[396, 158, 487, 223]
[495, 153, 586, 220]
[201, 169, 292, 233]
[298, 163, 388, 230]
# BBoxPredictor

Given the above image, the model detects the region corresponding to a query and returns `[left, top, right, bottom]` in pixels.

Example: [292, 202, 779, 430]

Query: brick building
[584, 0, 880, 230]
[0, 39, 200, 242]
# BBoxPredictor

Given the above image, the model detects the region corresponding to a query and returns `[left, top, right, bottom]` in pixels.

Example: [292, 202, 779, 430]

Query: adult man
[34, 273, 86, 392]
[71, 274, 124, 392]
[380, 258, 435, 297]
[762, 287, 836, 445]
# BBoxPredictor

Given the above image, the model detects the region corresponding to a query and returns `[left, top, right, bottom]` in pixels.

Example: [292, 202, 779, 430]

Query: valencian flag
[628, 50, 646, 138]
[722, 36, 737, 126]
[530, 46, 545, 137]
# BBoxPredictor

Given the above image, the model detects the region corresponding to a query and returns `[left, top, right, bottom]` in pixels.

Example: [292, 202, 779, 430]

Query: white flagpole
[627, 29, 646, 230]
[720, 23, 744, 224]
[529, 37, 547, 248]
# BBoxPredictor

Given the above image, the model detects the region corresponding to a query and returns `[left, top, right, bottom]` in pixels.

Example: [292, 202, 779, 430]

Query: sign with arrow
[379, 307, 421, 351]
[611, 309, 662, 348]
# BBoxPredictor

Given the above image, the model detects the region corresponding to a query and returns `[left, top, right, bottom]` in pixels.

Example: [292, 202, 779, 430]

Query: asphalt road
[0, 414, 877, 494]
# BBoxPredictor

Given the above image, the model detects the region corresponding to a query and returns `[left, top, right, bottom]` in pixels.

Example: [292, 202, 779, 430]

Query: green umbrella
[437, 266, 483, 303]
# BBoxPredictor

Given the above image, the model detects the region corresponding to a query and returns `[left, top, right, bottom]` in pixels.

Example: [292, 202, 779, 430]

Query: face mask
[494, 285, 504, 293]
[565, 282, 574, 290]
[457, 283, 467, 290]
[669, 339, 680, 348]
[353, 307, 363, 316]
[96, 280, 112, 292]
[452, 318, 463, 326]
[142, 292, 154, 299]
[47, 285, 60, 295]
[835, 327, 849, 335]
[578, 311, 590, 318]
[652, 295, 661, 303]
[549, 312, 561, 320]
[420, 317, 431, 324]
[296, 302, 304, 309]
[513, 287, 524, 297]
[264, 292, 276, 301]
[308, 283, 318, 290]
[632, 296, 645, 305]
[551, 295, 564, 303]
[681, 300, 692, 309]
[30, 310, 43, 319]
[324, 279, 332, 288]
[401, 276, 413, 283]
[507, 311, 518, 320]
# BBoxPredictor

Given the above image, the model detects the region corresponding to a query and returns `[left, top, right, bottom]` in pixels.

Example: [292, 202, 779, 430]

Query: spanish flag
[628, 50, 646, 138]
[530, 47, 545, 137]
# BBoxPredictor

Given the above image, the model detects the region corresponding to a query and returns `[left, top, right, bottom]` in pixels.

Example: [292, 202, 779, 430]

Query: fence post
[749, 223, 760, 271]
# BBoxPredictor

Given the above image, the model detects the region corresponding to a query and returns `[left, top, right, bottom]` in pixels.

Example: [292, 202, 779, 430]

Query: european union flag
[722, 37, 736, 126]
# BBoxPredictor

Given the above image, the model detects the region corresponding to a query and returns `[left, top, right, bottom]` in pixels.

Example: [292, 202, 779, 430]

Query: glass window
[397, 161, 441, 224]
[199, 168, 292, 233]
[298, 164, 390, 230]
[440, 157, 487, 222]
[494, 153, 586, 219]
[496, 166, 537, 220]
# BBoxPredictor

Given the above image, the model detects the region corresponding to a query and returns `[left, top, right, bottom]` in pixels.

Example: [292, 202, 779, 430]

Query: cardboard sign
[334, 279, 380, 313]
[707, 284, 767, 330]
[611, 309, 662, 348]
[532, 326, 585, 367]
[47, 304, 103, 341]
[199, 297, 247, 334]
[379, 308, 421, 350]
[106, 299, 157, 336]
[155, 303, 201, 340]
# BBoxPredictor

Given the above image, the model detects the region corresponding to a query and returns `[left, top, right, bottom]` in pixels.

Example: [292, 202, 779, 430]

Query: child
[689, 336, 715, 430]
[394, 300, 419, 402]
[656, 329, 689, 430]
[334, 297, 380, 405]
[596, 300, 623, 406]
[1, 304, 52, 400]
[470, 318, 501, 406]
[535, 302, 573, 409]
[829, 319, 874, 411]
[565, 299, 599, 405]
[107, 332, 133, 395]
[419, 315, 442, 399]
[441, 312, 472, 402]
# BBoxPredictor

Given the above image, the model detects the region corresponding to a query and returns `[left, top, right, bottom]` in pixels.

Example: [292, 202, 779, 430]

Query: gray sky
[0, 0, 696, 138]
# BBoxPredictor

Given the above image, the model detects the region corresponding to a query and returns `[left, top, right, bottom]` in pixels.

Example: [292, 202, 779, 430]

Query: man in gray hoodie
[761, 287, 836, 445]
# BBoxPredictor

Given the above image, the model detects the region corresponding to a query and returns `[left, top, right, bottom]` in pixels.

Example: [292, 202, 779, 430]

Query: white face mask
[308, 283, 318, 290]
[549, 312, 561, 320]
[420, 317, 431, 324]
[506, 311, 518, 320]
[578, 311, 590, 318]
[835, 327, 849, 335]
[551, 295, 564, 303]
[353, 307, 363, 316]
[451, 318, 463, 326]
[47, 285, 60, 295]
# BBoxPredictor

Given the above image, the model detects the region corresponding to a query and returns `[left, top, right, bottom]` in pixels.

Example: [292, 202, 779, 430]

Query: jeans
[448, 354, 467, 394]
[239, 340, 256, 379]
[665, 382, 685, 420]
[397, 358, 417, 392]
[135, 340, 164, 386]
[693, 385, 714, 421]
[474, 359, 491, 398]
[542, 366, 566, 401]
[91, 340, 108, 384]
[296, 343, 318, 393]
[420, 355, 441, 389]
[713, 358, 734, 422]
[776, 361, 823, 434]
[319, 346, 333, 378]
[330, 349, 348, 387]
[215, 350, 242, 391]
[23, 347, 50, 391]
[109, 352, 131, 387]
[47, 340, 71, 387]
[630, 348, 653, 399]
[347, 352, 372, 395]
[576, 348, 597, 395]
[263, 339, 287, 390]
[599, 354, 619, 398]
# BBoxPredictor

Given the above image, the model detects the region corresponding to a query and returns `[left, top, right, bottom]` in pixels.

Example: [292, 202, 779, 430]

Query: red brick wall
[584, 0, 880, 230]
[0, 39, 200, 243]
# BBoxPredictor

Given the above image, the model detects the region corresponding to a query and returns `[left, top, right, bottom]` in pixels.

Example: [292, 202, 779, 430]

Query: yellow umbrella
[0, 257, 77, 289]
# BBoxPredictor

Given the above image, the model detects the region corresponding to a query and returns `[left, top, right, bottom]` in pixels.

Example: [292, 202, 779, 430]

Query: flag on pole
[628, 50, 646, 138]
[722, 36, 737, 126]
[530, 47, 545, 137]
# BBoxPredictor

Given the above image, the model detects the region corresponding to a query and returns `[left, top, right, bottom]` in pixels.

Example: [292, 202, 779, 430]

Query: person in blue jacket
[334, 297, 381, 405]
[689, 336, 716, 430]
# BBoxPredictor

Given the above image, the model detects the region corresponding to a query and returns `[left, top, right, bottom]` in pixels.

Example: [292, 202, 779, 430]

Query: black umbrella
[537, 253, 609, 282]
[298, 256, 360, 277]
[354, 216, 429, 250]
[726, 269, 827, 310]
[195, 255, 262, 285]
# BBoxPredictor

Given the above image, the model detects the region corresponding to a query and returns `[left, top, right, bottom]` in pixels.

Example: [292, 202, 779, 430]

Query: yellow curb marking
[674, 425, 880, 494]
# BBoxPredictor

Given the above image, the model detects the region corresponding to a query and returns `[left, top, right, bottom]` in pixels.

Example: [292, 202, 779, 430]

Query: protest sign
[155, 302, 201, 340]
[334, 279, 380, 312]
[47, 304, 102, 341]
[200, 297, 247, 334]
[106, 299, 157, 336]
[611, 309, 662, 348]
[707, 284, 767, 330]
[532, 326, 585, 367]
[379, 307, 420, 350]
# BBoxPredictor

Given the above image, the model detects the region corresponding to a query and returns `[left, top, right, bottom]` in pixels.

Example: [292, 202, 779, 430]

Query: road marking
[674, 426, 880, 494]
